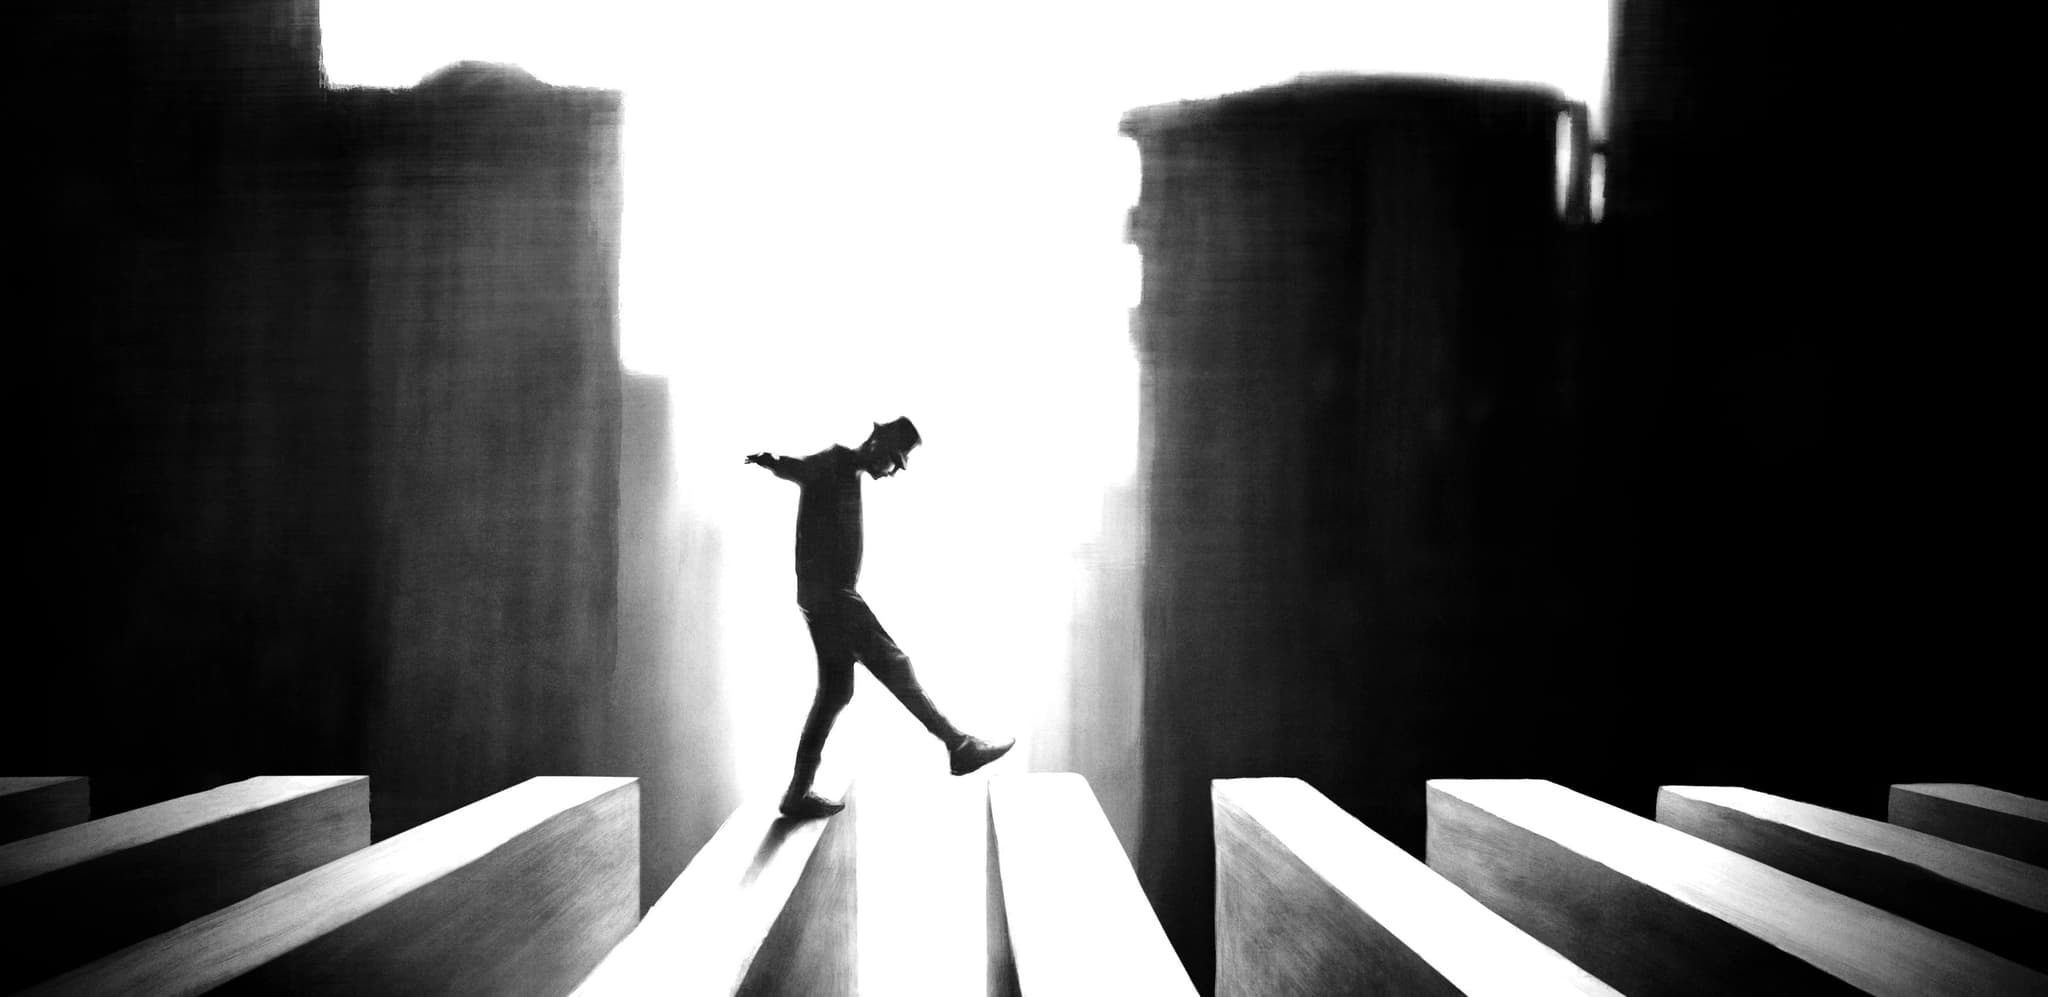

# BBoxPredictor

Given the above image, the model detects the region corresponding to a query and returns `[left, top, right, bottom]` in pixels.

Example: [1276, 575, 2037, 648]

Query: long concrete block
[1215, 778, 1617, 997]
[989, 773, 1194, 997]
[1890, 784, 2048, 867]
[571, 779, 855, 996]
[0, 777, 89, 844]
[1427, 779, 2047, 997]
[1660, 785, 2048, 972]
[0, 775, 368, 992]
[25, 776, 638, 997]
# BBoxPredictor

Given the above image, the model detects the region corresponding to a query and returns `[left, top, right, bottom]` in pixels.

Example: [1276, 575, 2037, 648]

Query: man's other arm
[744, 452, 811, 483]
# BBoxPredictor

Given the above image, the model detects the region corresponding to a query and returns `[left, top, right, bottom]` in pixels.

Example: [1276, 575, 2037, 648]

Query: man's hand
[748, 451, 809, 483]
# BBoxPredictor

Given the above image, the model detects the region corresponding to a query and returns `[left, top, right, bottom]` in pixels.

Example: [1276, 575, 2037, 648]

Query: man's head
[858, 417, 921, 478]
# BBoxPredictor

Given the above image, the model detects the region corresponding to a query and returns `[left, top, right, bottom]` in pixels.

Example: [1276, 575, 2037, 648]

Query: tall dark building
[17, 1, 626, 845]
[1123, 76, 1588, 976]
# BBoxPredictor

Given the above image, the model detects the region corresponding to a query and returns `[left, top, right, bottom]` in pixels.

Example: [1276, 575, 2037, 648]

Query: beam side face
[0, 777, 90, 844]
[986, 790, 1019, 997]
[1891, 785, 2048, 867]
[1660, 787, 2048, 972]
[1901, 785, 2048, 823]
[737, 788, 858, 997]
[1215, 779, 1616, 997]
[1216, 786, 1468, 997]
[1666, 787, 2048, 908]
[0, 776, 370, 992]
[1424, 780, 2048, 997]
[27, 776, 637, 997]
[991, 774, 1194, 997]
[0, 776, 365, 887]
[219, 778, 639, 996]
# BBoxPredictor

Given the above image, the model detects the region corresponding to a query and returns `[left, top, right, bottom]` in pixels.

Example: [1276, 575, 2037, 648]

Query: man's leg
[843, 594, 964, 744]
[784, 602, 857, 817]
[846, 593, 1013, 774]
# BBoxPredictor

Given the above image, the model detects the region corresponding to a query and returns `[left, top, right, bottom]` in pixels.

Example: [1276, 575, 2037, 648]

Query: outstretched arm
[744, 452, 809, 483]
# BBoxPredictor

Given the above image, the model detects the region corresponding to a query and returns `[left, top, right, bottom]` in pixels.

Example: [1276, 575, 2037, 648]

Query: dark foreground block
[1890, 784, 2048, 867]
[989, 773, 1194, 996]
[1660, 785, 2048, 972]
[0, 775, 368, 991]
[571, 779, 855, 996]
[1215, 778, 1616, 997]
[25, 776, 638, 997]
[0, 777, 89, 844]
[1428, 779, 2046, 997]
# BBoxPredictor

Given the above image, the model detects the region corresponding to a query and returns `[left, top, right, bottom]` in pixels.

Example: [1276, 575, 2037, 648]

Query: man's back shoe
[779, 791, 846, 819]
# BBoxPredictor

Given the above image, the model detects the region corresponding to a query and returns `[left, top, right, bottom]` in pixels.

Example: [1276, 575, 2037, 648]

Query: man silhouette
[746, 417, 1013, 818]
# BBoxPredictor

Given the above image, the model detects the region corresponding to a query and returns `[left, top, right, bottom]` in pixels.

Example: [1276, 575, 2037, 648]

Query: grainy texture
[1427, 779, 2047, 997]
[26, 776, 638, 997]
[1125, 77, 1582, 982]
[1890, 785, 2048, 868]
[12, 1, 625, 853]
[0, 778, 90, 845]
[347, 66, 624, 841]
[0, 776, 369, 992]
[1214, 778, 1617, 997]
[1124, 9, 2045, 989]
[1660, 786, 2048, 972]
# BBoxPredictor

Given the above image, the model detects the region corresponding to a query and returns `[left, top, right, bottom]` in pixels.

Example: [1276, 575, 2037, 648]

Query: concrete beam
[1215, 778, 1617, 997]
[1427, 779, 2047, 997]
[1890, 784, 2048, 867]
[989, 773, 1194, 997]
[0, 777, 89, 844]
[571, 778, 855, 996]
[25, 776, 637, 997]
[1659, 785, 2048, 972]
[0, 775, 368, 991]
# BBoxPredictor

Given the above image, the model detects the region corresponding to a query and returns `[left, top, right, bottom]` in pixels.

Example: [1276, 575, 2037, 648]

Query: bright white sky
[322, 6, 1609, 979]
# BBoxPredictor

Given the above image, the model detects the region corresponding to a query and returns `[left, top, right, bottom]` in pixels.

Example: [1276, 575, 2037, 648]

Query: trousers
[789, 586, 962, 788]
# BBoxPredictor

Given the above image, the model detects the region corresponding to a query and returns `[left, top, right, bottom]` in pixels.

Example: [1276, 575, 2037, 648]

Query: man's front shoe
[949, 736, 1015, 776]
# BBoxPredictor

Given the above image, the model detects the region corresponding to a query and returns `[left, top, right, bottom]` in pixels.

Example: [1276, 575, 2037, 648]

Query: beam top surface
[1664, 786, 2048, 910]
[0, 775, 364, 888]
[1220, 778, 1619, 997]
[995, 773, 1197, 997]
[28, 776, 635, 997]
[1431, 779, 2045, 997]
[852, 775, 990, 996]
[1896, 784, 2048, 823]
